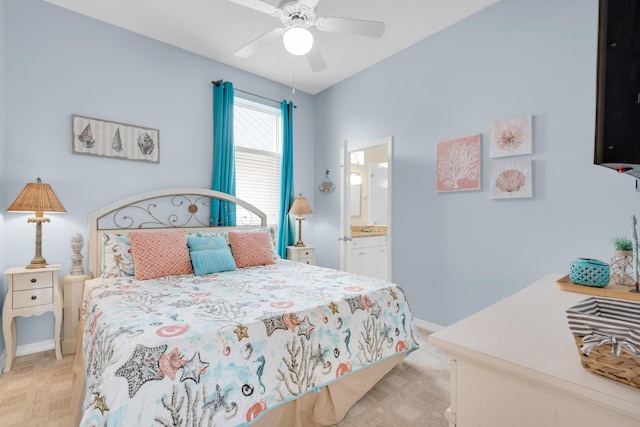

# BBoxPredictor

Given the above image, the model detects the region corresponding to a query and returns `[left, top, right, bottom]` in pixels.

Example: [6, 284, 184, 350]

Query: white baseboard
[414, 317, 444, 333]
[0, 339, 55, 373]
[15, 339, 56, 356]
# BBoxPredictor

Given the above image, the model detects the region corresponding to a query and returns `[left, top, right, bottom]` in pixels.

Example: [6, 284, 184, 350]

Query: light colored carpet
[0, 350, 75, 427]
[0, 328, 450, 427]
[334, 328, 450, 427]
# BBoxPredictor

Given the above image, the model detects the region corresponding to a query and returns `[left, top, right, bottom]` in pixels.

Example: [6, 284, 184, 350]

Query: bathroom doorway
[339, 136, 393, 281]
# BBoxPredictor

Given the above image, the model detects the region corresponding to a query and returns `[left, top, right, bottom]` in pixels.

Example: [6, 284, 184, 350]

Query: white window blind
[234, 99, 281, 226]
[235, 148, 280, 225]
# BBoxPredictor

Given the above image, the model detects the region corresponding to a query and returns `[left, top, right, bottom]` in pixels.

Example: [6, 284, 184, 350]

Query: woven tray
[567, 296, 640, 388]
[557, 274, 640, 302]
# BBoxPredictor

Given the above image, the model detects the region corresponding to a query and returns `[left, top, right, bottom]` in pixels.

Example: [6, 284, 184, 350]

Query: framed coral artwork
[436, 134, 481, 192]
[490, 159, 532, 199]
[489, 115, 532, 158]
[72, 114, 160, 163]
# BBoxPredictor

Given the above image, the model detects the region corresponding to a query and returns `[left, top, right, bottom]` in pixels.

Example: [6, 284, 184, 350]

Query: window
[234, 98, 281, 226]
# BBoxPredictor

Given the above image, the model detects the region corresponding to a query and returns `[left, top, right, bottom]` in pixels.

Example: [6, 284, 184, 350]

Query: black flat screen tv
[594, 0, 640, 178]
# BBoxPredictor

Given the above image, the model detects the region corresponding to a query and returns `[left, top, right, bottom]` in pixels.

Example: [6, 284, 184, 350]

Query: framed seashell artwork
[490, 159, 532, 199]
[436, 134, 481, 192]
[489, 114, 532, 158]
[72, 114, 160, 163]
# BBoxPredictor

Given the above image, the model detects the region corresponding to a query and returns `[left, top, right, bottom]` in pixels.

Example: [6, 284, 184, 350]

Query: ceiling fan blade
[234, 27, 285, 58]
[307, 43, 327, 72]
[229, 0, 280, 16]
[316, 17, 385, 38]
[298, 0, 321, 10]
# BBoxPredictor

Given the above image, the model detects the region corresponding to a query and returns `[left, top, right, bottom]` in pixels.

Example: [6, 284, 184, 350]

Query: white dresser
[429, 274, 640, 427]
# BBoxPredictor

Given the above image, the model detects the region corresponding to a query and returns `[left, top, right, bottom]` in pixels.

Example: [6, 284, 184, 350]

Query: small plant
[612, 236, 633, 251]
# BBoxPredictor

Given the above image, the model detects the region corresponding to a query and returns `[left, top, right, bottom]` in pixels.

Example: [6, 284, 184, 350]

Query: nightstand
[62, 272, 92, 355]
[286, 245, 316, 265]
[2, 265, 63, 373]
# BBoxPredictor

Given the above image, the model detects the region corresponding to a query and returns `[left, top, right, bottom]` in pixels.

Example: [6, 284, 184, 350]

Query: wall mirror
[349, 147, 388, 228]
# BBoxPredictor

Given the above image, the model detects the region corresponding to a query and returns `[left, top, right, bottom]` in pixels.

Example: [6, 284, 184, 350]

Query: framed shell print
[489, 115, 532, 158]
[490, 159, 533, 199]
[72, 114, 160, 163]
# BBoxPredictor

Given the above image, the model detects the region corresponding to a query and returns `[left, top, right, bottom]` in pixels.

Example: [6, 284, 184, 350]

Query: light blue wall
[314, 0, 634, 326]
[1, 0, 315, 351]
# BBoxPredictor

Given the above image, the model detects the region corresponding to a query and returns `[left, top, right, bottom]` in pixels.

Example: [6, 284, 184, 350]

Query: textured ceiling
[43, 0, 498, 94]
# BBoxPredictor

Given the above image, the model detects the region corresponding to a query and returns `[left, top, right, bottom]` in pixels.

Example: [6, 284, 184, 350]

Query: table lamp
[288, 193, 312, 247]
[7, 178, 66, 269]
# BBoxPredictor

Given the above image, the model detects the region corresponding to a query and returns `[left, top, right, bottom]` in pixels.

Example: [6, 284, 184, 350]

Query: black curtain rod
[212, 80, 297, 109]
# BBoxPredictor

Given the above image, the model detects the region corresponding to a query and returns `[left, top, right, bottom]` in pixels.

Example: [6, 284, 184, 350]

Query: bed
[68, 188, 419, 426]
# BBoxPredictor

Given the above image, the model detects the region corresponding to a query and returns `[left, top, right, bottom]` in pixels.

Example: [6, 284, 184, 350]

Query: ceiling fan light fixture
[283, 26, 313, 56]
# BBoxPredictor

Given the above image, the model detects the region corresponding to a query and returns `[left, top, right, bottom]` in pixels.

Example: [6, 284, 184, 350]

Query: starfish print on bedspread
[204, 384, 238, 417]
[180, 351, 209, 384]
[158, 347, 186, 381]
[234, 324, 249, 341]
[93, 392, 109, 415]
[115, 344, 167, 398]
[310, 344, 331, 374]
[381, 323, 394, 347]
[297, 316, 315, 339]
[261, 314, 288, 337]
[328, 302, 339, 314]
[370, 300, 382, 318]
[345, 296, 365, 314]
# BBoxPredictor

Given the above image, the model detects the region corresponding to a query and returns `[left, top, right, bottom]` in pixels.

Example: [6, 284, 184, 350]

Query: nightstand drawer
[13, 288, 53, 308]
[13, 271, 53, 291]
[299, 249, 314, 259]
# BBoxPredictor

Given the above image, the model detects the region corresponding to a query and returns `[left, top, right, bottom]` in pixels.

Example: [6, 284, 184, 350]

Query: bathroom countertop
[351, 231, 387, 238]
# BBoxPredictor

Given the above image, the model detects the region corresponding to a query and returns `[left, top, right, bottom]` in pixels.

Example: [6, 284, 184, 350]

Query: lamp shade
[7, 178, 66, 213]
[283, 26, 313, 56]
[288, 195, 312, 216]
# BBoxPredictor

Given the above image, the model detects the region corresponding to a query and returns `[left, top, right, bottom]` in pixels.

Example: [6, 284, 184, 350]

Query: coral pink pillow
[129, 230, 193, 280]
[228, 231, 276, 268]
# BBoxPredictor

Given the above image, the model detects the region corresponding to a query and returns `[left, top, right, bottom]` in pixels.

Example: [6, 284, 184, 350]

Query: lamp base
[25, 257, 47, 269]
[26, 216, 49, 269]
[294, 217, 306, 248]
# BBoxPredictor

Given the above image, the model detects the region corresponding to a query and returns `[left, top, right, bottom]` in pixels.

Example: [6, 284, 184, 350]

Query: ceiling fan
[229, 0, 385, 72]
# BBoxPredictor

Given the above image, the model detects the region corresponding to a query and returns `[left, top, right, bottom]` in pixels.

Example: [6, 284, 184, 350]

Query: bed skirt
[66, 319, 405, 427]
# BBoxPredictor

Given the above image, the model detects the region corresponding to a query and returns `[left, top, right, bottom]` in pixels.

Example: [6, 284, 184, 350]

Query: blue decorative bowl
[569, 258, 610, 288]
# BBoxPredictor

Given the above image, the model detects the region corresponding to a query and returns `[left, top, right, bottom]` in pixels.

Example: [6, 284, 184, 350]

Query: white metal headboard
[87, 187, 267, 277]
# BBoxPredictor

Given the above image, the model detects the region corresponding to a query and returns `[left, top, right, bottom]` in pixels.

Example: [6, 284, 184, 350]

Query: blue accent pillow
[187, 235, 227, 251]
[189, 247, 236, 276]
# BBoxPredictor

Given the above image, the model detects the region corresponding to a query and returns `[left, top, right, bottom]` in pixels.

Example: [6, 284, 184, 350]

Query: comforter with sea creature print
[80, 260, 419, 426]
